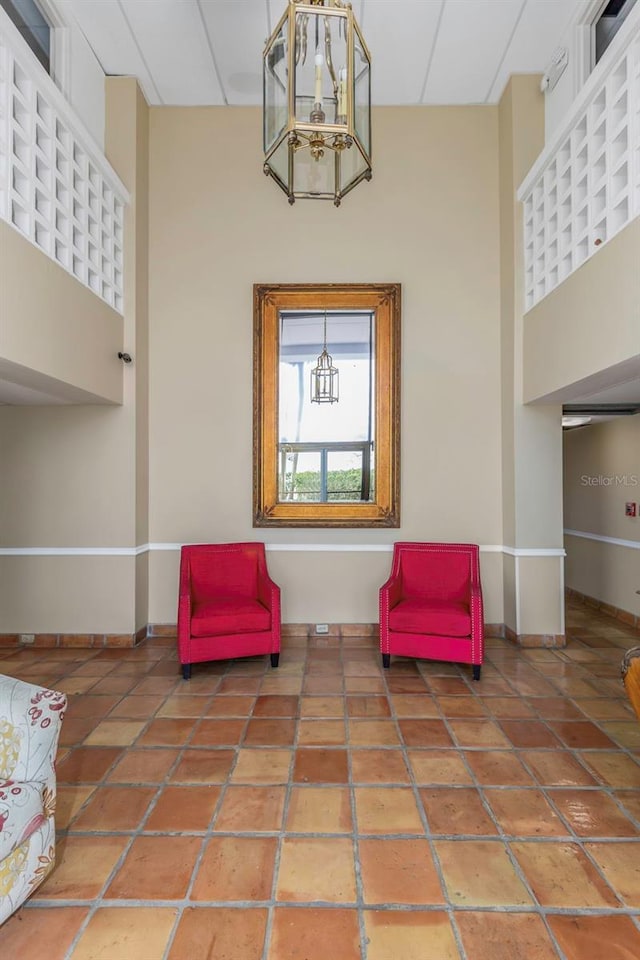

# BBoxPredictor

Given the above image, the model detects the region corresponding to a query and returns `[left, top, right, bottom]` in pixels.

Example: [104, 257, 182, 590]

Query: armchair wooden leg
[382, 654, 390, 669]
[182, 664, 192, 680]
[270, 653, 280, 668]
[472, 665, 481, 681]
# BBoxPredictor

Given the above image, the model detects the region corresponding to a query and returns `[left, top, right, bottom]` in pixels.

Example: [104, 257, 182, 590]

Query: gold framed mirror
[253, 282, 400, 527]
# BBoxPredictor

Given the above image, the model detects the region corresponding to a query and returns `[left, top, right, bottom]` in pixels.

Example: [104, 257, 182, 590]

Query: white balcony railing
[518, 7, 640, 312]
[0, 12, 128, 314]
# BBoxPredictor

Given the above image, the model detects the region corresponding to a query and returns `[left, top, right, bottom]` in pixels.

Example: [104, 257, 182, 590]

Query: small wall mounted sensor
[540, 47, 569, 93]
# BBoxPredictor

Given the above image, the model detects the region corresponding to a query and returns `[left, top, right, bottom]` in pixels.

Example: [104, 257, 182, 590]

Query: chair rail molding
[564, 528, 640, 549]
[0, 9, 129, 314]
[518, 1, 640, 310]
[0, 543, 567, 557]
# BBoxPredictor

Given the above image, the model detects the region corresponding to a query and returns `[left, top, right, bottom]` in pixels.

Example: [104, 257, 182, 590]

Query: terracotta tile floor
[1, 601, 640, 959]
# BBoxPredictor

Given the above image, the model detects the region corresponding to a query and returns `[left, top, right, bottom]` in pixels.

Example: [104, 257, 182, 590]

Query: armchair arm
[379, 573, 402, 654]
[177, 592, 191, 632]
[0, 676, 66, 788]
[380, 574, 402, 610]
[177, 554, 193, 652]
[178, 551, 192, 602]
[469, 583, 484, 663]
[257, 567, 281, 651]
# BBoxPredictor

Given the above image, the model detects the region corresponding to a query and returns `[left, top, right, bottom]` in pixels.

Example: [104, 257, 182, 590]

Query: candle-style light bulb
[338, 66, 347, 119]
[314, 47, 324, 104]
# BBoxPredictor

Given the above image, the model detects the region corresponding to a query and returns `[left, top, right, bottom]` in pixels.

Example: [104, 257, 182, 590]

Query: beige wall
[499, 80, 517, 549]
[518, 556, 565, 635]
[502, 553, 517, 630]
[147, 105, 505, 623]
[105, 80, 150, 630]
[0, 556, 135, 634]
[0, 406, 135, 547]
[498, 76, 565, 636]
[524, 218, 640, 403]
[564, 417, 640, 616]
[0, 221, 123, 403]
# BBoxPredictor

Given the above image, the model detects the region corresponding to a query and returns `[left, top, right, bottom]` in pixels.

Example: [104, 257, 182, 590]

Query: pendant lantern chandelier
[263, 0, 372, 206]
[310, 313, 339, 403]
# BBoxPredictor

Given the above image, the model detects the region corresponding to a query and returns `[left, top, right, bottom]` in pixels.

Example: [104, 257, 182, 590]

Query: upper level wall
[519, 7, 640, 313]
[523, 216, 640, 402]
[0, 7, 127, 404]
[519, 5, 640, 403]
[1, 10, 127, 316]
[0, 219, 123, 403]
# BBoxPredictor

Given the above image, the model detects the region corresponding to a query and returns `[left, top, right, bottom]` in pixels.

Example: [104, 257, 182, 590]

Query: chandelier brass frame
[263, 0, 372, 206]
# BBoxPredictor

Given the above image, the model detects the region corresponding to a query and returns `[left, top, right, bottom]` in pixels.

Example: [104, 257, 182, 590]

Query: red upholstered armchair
[379, 542, 484, 681]
[178, 543, 281, 680]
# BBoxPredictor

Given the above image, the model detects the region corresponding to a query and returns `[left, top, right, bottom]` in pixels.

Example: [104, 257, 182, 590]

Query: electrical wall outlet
[315, 623, 329, 634]
[20, 634, 35, 644]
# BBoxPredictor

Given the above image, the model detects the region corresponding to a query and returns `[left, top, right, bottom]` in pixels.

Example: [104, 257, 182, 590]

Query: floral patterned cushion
[0, 675, 66, 925]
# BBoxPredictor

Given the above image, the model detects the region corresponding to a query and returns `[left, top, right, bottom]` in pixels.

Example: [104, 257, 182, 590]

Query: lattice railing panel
[0, 14, 127, 314]
[519, 17, 640, 311]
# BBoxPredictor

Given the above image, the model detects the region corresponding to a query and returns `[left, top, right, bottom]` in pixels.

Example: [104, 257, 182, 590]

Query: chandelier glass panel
[263, 0, 372, 206]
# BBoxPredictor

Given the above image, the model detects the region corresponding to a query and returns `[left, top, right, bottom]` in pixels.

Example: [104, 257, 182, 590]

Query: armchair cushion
[389, 598, 471, 637]
[191, 598, 271, 637]
[190, 554, 258, 602]
[401, 551, 472, 602]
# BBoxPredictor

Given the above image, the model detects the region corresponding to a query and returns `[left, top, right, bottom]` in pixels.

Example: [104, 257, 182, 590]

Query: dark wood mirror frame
[253, 282, 401, 527]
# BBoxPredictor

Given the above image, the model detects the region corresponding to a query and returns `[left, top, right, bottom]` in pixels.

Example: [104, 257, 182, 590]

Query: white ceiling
[58, 0, 581, 107]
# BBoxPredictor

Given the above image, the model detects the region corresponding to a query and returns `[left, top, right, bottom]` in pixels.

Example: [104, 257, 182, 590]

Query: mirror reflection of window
[278, 310, 375, 503]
